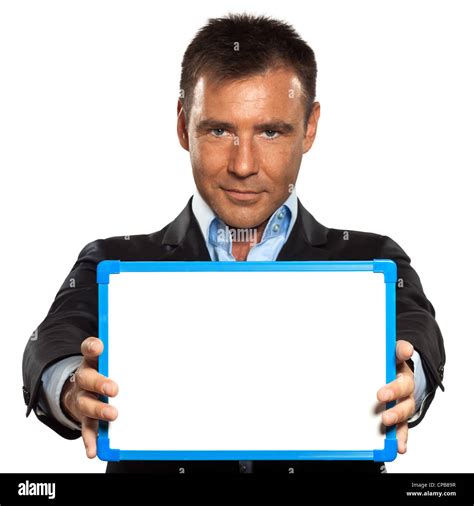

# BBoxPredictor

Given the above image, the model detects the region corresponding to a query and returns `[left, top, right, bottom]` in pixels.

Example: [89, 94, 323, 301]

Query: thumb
[396, 340, 414, 364]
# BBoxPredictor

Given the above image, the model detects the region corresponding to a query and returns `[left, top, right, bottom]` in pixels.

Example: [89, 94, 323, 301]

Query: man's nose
[228, 135, 258, 177]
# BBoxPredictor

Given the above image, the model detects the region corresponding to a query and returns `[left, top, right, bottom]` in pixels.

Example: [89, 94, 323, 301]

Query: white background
[0, 0, 472, 473]
[107, 271, 386, 451]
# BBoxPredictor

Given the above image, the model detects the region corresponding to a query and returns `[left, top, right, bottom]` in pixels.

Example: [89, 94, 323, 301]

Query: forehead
[190, 67, 305, 121]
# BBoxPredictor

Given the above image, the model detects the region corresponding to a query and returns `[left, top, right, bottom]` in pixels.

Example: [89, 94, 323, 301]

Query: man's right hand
[60, 336, 119, 458]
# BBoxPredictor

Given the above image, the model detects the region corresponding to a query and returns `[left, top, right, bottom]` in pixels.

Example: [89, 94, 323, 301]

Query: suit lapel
[276, 199, 331, 261]
[160, 197, 211, 261]
[161, 196, 331, 262]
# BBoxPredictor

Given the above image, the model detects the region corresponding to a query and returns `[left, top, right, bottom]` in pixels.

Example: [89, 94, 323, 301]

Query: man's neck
[231, 220, 268, 261]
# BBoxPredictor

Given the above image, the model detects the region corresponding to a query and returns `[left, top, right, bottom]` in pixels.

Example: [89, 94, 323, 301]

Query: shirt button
[277, 211, 285, 219]
[272, 223, 280, 232]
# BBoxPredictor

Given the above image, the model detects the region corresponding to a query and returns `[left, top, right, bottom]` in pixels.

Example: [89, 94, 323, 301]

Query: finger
[75, 391, 118, 421]
[382, 396, 416, 426]
[377, 370, 415, 403]
[396, 340, 414, 364]
[82, 417, 99, 459]
[396, 421, 409, 454]
[75, 366, 119, 397]
[81, 336, 104, 365]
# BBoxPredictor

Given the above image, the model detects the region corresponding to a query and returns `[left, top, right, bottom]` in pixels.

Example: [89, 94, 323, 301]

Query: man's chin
[212, 197, 275, 229]
[216, 211, 268, 230]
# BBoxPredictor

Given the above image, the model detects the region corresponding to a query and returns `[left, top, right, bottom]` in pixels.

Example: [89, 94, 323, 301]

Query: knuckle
[399, 400, 413, 420]
[393, 408, 402, 422]
[75, 368, 86, 387]
[95, 403, 104, 419]
[404, 379, 415, 397]
[76, 392, 87, 414]
[93, 376, 102, 394]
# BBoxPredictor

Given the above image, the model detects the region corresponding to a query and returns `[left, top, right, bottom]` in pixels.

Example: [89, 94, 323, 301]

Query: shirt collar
[192, 187, 298, 247]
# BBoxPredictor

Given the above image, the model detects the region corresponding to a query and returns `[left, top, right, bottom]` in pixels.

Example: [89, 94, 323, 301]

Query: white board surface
[106, 270, 387, 452]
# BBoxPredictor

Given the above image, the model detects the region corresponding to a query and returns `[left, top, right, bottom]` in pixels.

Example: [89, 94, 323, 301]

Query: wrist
[60, 375, 80, 424]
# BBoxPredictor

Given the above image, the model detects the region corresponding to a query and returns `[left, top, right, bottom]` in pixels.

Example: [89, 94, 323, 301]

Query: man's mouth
[222, 188, 263, 202]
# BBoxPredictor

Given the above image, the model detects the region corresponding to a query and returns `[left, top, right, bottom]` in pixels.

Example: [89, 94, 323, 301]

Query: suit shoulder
[325, 226, 386, 259]
[327, 226, 384, 243]
[81, 222, 173, 261]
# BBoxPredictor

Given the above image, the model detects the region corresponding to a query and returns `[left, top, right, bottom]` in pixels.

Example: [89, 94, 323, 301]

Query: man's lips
[222, 188, 264, 202]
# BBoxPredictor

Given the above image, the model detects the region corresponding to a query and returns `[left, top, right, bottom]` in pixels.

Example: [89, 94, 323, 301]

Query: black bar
[0, 473, 473, 505]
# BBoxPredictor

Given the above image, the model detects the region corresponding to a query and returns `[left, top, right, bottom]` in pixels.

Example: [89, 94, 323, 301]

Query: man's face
[177, 67, 319, 229]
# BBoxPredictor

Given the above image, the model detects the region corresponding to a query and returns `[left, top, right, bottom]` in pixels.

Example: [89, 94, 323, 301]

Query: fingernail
[88, 341, 95, 353]
[380, 389, 392, 401]
[103, 383, 114, 396]
[102, 406, 116, 419]
[385, 412, 397, 424]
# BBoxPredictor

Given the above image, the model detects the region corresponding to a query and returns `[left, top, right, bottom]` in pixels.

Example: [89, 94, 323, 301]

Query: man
[22, 14, 445, 475]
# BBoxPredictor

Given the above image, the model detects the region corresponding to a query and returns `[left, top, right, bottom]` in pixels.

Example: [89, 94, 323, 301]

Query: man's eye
[211, 128, 227, 137]
[262, 130, 280, 139]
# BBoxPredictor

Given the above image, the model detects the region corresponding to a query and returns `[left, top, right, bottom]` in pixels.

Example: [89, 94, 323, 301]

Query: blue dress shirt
[192, 187, 298, 262]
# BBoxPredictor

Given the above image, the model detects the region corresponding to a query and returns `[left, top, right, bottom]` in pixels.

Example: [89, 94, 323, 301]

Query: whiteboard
[96, 260, 397, 462]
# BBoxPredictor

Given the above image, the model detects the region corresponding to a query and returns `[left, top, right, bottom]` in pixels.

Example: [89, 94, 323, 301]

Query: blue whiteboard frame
[96, 260, 397, 462]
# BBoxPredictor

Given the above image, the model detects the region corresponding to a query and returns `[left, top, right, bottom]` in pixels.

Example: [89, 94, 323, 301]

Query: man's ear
[177, 100, 189, 151]
[302, 102, 320, 154]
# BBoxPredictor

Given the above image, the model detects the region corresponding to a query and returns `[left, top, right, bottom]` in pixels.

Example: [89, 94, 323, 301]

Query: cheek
[257, 141, 302, 182]
[190, 139, 230, 178]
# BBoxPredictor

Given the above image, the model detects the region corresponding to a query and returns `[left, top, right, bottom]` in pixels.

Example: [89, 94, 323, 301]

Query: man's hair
[179, 13, 317, 124]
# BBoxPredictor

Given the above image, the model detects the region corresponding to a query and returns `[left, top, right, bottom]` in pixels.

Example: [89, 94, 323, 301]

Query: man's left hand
[376, 340, 416, 454]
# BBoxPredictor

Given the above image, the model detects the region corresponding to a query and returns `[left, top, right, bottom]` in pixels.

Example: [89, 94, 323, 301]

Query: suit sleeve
[379, 235, 445, 428]
[40, 355, 84, 431]
[22, 239, 106, 439]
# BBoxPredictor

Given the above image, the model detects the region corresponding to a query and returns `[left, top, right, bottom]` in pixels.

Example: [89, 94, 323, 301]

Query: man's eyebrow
[255, 121, 294, 133]
[196, 119, 295, 133]
[196, 119, 236, 131]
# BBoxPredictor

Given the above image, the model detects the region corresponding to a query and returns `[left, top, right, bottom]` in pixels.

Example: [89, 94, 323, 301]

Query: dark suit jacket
[22, 197, 445, 474]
